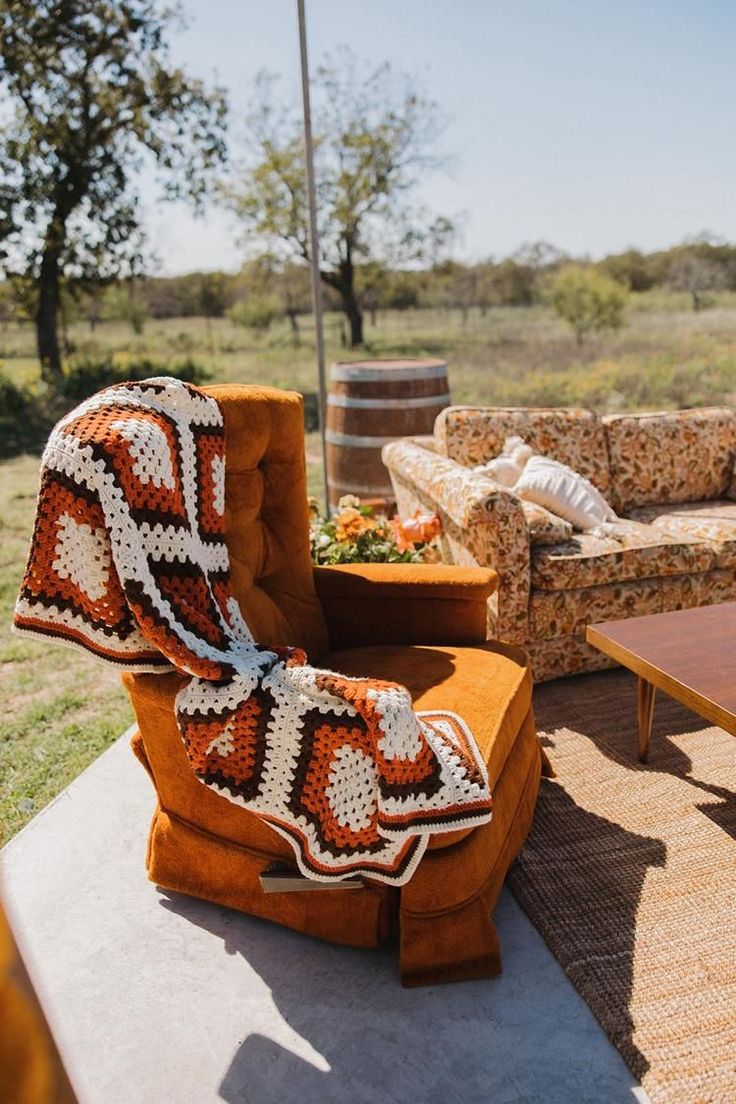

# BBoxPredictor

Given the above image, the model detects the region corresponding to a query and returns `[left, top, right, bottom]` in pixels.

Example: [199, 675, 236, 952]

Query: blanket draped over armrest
[13, 378, 492, 884]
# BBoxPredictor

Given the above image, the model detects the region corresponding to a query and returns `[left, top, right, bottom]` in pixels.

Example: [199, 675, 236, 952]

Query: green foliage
[228, 296, 281, 333]
[58, 356, 210, 401]
[0, 369, 29, 416]
[595, 248, 661, 292]
[544, 265, 628, 344]
[309, 499, 432, 565]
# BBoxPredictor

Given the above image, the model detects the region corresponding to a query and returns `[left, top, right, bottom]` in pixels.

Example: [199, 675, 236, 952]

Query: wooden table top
[586, 602, 736, 736]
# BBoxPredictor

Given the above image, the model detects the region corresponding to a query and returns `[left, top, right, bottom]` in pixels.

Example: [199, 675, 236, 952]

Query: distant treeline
[2, 236, 734, 334]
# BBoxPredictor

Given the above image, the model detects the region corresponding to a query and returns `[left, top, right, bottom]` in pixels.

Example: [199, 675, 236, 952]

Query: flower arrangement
[309, 495, 441, 565]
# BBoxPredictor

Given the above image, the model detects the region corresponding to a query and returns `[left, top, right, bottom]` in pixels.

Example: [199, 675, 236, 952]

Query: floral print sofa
[383, 406, 736, 681]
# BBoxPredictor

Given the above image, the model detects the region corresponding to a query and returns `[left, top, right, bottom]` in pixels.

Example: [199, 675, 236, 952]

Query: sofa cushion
[435, 406, 612, 496]
[529, 570, 736, 641]
[627, 500, 736, 569]
[530, 519, 716, 590]
[603, 408, 736, 513]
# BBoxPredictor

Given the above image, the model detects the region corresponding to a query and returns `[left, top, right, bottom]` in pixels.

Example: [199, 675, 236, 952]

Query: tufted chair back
[206, 384, 329, 661]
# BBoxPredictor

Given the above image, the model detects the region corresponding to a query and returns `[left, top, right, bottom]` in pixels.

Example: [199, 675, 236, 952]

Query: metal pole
[297, 0, 330, 512]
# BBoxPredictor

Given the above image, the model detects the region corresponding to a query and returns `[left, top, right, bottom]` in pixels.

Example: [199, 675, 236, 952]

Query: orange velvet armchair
[123, 384, 543, 986]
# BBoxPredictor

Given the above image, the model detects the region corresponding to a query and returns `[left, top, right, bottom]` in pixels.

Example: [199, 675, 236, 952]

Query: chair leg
[399, 897, 502, 988]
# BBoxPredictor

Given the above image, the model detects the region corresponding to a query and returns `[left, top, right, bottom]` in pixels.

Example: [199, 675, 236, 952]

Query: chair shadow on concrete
[157, 887, 643, 1104]
[508, 781, 666, 1083]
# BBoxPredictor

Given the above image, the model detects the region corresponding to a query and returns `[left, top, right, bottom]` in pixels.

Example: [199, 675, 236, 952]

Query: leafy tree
[0, 1, 227, 382]
[384, 270, 421, 311]
[487, 259, 537, 307]
[197, 271, 233, 320]
[596, 248, 658, 292]
[228, 296, 280, 334]
[544, 264, 628, 344]
[227, 49, 449, 347]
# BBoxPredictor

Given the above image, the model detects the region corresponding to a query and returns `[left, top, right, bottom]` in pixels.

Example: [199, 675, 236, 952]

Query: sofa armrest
[382, 439, 531, 644]
[313, 563, 496, 649]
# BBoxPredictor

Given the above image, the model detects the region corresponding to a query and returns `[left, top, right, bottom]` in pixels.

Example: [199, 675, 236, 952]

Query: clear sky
[148, 0, 736, 274]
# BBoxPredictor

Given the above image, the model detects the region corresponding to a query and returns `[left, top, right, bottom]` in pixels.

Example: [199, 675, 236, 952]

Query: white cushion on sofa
[514, 455, 617, 531]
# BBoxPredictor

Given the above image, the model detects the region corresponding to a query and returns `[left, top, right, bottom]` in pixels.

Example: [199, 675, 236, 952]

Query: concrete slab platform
[2, 734, 650, 1104]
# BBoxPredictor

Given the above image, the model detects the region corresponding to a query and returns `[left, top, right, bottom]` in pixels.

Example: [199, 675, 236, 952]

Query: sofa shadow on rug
[536, 668, 703, 776]
[539, 668, 736, 843]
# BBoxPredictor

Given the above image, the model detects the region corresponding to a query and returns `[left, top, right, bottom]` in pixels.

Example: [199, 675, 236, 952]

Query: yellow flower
[337, 494, 361, 510]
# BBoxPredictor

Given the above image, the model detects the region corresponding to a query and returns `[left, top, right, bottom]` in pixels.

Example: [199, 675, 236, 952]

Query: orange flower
[391, 512, 441, 552]
[335, 507, 379, 543]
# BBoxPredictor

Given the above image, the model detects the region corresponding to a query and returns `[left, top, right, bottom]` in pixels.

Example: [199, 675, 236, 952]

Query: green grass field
[3, 294, 736, 840]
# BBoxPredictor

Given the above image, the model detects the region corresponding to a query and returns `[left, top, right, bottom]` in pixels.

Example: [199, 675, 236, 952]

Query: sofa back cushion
[435, 406, 612, 496]
[205, 384, 329, 661]
[603, 408, 736, 513]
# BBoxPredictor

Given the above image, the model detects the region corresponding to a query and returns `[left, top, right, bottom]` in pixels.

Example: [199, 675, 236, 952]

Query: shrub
[58, 356, 211, 401]
[544, 264, 628, 344]
[0, 370, 30, 416]
[228, 297, 281, 333]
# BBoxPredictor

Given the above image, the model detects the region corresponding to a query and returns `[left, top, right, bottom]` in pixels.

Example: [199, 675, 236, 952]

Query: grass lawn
[0, 456, 133, 842]
[3, 294, 736, 839]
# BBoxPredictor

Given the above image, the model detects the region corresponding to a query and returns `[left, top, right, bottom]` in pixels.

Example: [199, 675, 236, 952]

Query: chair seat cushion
[530, 518, 715, 591]
[127, 640, 532, 861]
[627, 500, 736, 569]
[325, 641, 532, 850]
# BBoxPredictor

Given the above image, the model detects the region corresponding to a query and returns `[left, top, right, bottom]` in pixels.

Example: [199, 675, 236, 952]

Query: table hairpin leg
[637, 676, 656, 762]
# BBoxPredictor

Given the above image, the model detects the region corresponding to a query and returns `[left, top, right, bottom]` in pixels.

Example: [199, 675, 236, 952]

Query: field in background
[3, 293, 736, 838]
[6, 292, 736, 409]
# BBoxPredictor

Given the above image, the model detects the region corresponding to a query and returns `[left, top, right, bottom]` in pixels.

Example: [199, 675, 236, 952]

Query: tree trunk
[36, 249, 63, 384]
[286, 309, 300, 347]
[343, 295, 364, 347]
[321, 253, 364, 348]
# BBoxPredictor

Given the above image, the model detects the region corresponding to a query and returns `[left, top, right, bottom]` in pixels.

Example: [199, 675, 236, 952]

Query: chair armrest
[313, 563, 497, 649]
[382, 439, 531, 644]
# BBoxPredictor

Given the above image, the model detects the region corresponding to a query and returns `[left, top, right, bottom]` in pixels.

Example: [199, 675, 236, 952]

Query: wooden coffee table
[586, 603, 736, 762]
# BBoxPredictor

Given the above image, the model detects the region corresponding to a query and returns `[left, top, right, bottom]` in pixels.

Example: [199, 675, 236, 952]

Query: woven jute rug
[508, 668, 736, 1104]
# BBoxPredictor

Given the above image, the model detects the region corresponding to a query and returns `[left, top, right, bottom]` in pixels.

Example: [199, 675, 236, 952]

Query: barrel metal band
[325, 430, 401, 449]
[327, 392, 451, 410]
[330, 364, 448, 383]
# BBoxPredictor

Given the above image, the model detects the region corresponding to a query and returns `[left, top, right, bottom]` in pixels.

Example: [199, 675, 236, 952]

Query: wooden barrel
[326, 358, 451, 510]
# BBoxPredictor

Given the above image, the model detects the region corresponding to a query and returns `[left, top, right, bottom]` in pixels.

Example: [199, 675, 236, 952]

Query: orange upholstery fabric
[123, 383, 542, 985]
[0, 900, 78, 1104]
[125, 639, 531, 856]
[314, 562, 496, 648]
[207, 385, 328, 659]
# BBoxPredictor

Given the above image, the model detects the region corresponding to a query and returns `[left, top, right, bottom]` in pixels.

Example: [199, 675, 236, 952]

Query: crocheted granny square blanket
[14, 378, 492, 884]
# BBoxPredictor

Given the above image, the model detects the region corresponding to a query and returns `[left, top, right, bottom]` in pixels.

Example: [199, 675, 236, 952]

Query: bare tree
[667, 254, 728, 310]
